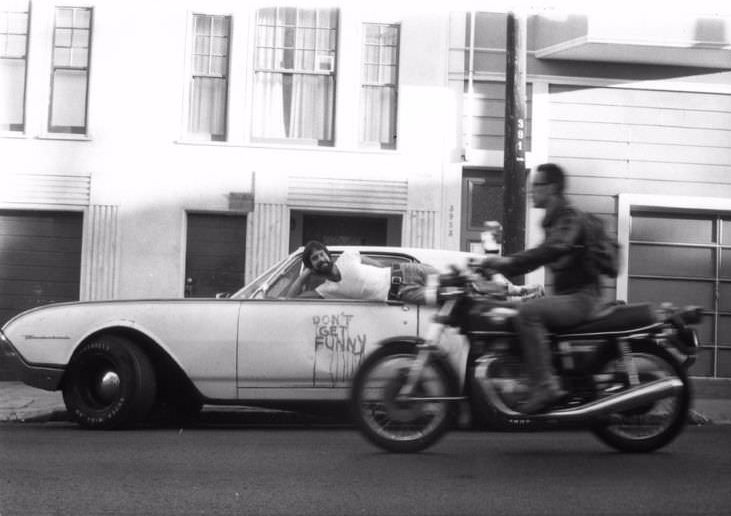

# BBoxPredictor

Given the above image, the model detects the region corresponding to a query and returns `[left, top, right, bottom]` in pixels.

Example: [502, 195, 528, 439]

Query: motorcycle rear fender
[375, 335, 468, 391]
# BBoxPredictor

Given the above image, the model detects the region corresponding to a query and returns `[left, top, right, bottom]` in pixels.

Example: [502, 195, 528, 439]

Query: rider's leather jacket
[493, 198, 601, 296]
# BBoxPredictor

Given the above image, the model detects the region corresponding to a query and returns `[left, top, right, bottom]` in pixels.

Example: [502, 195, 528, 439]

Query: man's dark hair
[302, 240, 330, 269]
[536, 162, 566, 194]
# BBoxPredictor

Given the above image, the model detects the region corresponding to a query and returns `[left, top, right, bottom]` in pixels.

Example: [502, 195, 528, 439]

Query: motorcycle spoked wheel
[350, 343, 459, 453]
[591, 341, 690, 453]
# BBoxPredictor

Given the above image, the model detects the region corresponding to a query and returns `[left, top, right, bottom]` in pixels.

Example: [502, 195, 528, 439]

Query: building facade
[1, 1, 730, 379]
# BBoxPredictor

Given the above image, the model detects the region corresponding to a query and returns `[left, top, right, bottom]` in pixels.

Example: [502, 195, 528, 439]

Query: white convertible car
[0, 246, 484, 429]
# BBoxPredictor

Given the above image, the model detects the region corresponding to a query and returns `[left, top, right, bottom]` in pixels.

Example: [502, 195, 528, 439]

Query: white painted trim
[533, 36, 589, 58]
[0, 203, 86, 212]
[447, 71, 731, 96]
[524, 80, 550, 289]
[536, 36, 731, 58]
[616, 193, 731, 300]
[180, 209, 190, 298]
[172, 138, 404, 155]
[178, 10, 195, 143]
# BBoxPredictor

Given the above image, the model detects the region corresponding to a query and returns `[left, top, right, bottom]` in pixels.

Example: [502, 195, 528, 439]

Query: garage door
[0, 210, 83, 327]
[628, 210, 731, 379]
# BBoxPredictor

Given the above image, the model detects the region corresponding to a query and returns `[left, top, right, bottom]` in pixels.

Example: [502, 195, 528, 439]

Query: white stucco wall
[3, 1, 459, 299]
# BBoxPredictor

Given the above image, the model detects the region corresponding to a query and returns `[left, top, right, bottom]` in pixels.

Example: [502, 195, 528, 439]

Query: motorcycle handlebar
[672, 306, 704, 326]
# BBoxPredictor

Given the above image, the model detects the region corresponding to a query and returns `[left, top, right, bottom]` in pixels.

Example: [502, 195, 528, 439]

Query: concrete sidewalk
[1, 380, 730, 424]
[0, 382, 67, 422]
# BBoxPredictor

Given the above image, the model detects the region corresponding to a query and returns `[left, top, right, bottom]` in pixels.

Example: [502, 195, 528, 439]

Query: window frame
[250, 6, 339, 147]
[359, 22, 400, 150]
[47, 5, 93, 136]
[0, 2, 30, 134]
[185, 12, 232, 142]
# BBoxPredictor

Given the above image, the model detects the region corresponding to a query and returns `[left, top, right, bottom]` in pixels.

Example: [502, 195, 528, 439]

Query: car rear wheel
[62, 335, 157, 429]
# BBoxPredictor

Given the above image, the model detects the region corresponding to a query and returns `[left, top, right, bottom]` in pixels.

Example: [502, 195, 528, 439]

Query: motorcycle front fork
[396, 299, 455, 399]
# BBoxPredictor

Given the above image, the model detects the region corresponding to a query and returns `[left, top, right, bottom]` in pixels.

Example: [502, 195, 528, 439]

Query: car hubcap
[96, 370, 121, 405]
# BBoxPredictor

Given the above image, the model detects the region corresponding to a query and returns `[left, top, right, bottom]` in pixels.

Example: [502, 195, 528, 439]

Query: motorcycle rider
[480, 163, 601, 414]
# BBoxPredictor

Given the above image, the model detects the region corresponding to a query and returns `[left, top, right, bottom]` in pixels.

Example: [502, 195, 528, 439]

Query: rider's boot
[519, 341, 566, 414]
[519, 376, 566, 414]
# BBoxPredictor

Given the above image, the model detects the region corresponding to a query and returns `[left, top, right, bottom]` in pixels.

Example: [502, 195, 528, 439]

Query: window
[49, 6, 91, 135]
[360, 23, 399, 149]
[0, 2, 29, 132]
[253, 7, 337, 145]
[187, 14, 230, 141]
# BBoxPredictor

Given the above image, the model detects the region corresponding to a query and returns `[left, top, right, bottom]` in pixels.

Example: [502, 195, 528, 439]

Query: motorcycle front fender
[374, 334, 468, 392]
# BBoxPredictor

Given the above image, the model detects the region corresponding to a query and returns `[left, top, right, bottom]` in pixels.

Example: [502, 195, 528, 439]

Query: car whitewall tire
[62, 335, 157, 430]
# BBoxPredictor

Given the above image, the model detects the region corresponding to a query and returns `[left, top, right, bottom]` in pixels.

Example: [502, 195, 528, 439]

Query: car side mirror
[215, 292, 231, 299]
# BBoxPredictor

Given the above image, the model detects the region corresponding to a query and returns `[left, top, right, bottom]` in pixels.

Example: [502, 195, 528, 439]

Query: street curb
[1, 382, 730, 425]
[2, 406, 729, 427]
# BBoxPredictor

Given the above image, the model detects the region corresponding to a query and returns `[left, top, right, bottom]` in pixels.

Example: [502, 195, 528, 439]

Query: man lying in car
[287, 241, 439, 304]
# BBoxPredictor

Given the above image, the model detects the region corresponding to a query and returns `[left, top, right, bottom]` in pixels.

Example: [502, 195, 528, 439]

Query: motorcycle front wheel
[591, 341, 690, 453]
[350, 342, 459, 453]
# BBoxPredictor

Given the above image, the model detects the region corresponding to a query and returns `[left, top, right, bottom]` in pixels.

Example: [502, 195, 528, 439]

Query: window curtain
[253, 7, 333, 142]
[189, 77, 226, 139]
[290, 74, 332, 140]
[361, 86, 395, 145]
[0, 59, 25, 129]
[50, 69, 87, 132]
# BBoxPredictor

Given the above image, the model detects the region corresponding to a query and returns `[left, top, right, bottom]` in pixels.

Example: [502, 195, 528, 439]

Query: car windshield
[230, 258, 289, 299]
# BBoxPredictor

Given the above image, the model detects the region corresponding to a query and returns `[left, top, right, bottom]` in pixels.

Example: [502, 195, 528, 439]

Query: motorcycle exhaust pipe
[475, 359, 684, 422]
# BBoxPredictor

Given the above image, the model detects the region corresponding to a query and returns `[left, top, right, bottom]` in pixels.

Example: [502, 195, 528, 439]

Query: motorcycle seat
[556, 302, 657, 337]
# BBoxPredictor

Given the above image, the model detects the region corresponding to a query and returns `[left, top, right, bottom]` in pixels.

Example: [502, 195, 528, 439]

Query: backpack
[579, 210, 621, 278]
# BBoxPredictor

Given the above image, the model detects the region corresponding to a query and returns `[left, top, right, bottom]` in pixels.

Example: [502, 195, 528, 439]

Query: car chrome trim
[0, 330, 64, 390]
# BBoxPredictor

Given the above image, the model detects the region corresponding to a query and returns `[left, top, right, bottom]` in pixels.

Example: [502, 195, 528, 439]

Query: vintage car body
[0, 246, 482, 428]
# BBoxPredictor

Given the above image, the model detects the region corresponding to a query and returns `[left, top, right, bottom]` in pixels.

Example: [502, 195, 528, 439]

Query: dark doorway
[461, 168, 504, 252]
[289, 211, 402, 251]
[185, 213, 246, 297]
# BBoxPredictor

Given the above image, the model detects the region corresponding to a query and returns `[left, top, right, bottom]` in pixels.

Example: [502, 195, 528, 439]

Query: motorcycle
[350, 266, 702, 453]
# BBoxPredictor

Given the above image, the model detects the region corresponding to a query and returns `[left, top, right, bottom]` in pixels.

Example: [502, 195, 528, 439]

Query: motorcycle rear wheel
[350, 342, 459, 453]
[591, 341, 690, 453]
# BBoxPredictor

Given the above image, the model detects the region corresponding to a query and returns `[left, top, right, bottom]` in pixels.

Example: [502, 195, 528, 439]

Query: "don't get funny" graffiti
[312, 312, 366, 386]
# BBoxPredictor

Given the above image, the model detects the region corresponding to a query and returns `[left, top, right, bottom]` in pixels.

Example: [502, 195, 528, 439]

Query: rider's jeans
[516, 288, 600, 388]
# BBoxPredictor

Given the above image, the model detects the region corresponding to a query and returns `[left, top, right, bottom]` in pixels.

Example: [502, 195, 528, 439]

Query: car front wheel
[62, 335, 157, 429]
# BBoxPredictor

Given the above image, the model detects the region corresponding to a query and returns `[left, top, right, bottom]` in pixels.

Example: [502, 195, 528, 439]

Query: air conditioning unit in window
[316, 55, 335, 73]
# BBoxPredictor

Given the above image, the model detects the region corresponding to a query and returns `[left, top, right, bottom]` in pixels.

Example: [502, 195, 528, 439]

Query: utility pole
[502, 10, 527, 259]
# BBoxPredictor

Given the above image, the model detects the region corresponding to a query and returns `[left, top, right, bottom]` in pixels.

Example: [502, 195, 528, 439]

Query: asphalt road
[1, 423, 729, 516]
